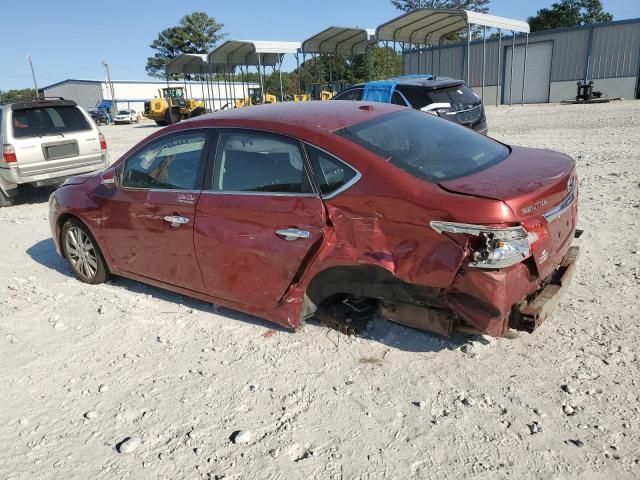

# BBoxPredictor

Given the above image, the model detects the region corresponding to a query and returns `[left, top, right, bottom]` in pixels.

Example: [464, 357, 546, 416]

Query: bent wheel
[62, 219, 109, 284]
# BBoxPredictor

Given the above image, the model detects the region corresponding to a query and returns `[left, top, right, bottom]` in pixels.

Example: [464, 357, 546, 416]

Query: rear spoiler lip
[11, 99, 78, 110]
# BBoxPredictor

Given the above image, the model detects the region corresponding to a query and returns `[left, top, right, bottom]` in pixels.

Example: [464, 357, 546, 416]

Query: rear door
[194, 129, 327, 308]
[10, 102, 102, 176]
[99, 130, 211, 291]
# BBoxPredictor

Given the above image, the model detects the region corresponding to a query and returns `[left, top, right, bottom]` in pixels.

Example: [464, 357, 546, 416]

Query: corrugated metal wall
[403, 19, 640, 87]
[43, 81, 103, 111]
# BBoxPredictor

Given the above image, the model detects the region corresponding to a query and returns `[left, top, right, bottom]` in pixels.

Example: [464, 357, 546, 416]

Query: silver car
[0, 98, 109, 207]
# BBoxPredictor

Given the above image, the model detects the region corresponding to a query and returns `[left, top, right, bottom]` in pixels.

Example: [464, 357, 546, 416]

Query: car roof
[349, 76, 464, 91]
[183, 101, 405, 134]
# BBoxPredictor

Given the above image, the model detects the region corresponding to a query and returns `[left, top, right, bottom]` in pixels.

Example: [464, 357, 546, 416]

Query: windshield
[336, 109, 509, 182]
[118, 110, 130, 115]
[12, 106, 91, 138]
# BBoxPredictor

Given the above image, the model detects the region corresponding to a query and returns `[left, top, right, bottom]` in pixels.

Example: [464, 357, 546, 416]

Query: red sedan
[49, 101, 579, 337]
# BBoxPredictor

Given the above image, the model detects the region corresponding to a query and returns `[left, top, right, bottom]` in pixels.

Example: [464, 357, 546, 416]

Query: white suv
[0, 98, 109, 206]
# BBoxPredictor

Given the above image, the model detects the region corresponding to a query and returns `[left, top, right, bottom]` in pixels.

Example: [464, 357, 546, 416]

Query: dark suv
[334, 76, 488, 134]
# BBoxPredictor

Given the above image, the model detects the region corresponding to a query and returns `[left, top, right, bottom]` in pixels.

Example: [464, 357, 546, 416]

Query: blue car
[334, 75, 488, 134]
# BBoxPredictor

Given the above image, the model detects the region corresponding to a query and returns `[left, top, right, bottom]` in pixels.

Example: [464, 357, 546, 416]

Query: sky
[1, 0, 638, 91]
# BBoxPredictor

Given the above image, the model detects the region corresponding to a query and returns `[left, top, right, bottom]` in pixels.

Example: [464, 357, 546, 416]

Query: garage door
[504, 41, 553, 104]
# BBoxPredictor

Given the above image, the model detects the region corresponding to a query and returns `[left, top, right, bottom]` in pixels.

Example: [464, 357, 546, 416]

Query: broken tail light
[430, 221, 537, 269]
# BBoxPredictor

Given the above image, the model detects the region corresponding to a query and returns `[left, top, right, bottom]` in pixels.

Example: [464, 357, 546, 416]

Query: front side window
[214, 131, 308, 194]
[306, 146, 357, 196]
[336, 110, 509, 182]
[12, 106, 92, 138]
[121, 132, 206, 190]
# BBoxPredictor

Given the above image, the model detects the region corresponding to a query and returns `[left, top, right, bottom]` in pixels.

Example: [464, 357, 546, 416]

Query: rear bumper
[0, 155, 108, 194]
[445, 244, 580, 336]
[510, 246, 580, 333]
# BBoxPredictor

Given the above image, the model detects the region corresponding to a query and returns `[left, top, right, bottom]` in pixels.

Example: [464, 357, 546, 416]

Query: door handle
[275, 228, 310, 241]
[163, 215, 190, 228]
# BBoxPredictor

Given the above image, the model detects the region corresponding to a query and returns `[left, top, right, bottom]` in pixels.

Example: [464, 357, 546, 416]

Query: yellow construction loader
[234, 88, 278, 108]
[143, 87, 206, 126]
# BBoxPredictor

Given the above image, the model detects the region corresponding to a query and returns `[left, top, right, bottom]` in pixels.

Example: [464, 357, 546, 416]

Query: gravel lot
[1, 101, 639, 479]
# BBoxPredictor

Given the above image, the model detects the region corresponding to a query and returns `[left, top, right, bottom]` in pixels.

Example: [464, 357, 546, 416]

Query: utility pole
[102, 61, 118, 117]
[27, 54, 40, 98]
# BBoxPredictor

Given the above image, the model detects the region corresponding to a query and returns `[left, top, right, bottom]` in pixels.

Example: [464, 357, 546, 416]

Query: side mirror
[100, 168, 117, 189]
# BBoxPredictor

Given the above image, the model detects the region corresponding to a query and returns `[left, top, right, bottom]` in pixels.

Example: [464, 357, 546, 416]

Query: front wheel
[62, 219, 109, 284]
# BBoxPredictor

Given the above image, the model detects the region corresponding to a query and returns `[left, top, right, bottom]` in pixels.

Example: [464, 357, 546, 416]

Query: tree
[390, 0, 489, 14]
[0, 88, 37, 103]
[146, 12, 225, 79]
[528, 0, 612, 32]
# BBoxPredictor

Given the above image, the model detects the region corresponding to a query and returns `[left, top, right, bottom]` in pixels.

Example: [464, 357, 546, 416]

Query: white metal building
[40, 79, 250, 113]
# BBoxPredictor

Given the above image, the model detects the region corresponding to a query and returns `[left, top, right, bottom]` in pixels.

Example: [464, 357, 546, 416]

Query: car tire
[0, 189, 13, 208]
[155, 120, 167, 126]
[165, 108, 181, 125]
[62, 218, 109, 284]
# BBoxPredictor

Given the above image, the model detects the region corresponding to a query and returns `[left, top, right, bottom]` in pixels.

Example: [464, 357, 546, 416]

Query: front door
[194, 129, 327, 309]
[100, 130, 211, 291]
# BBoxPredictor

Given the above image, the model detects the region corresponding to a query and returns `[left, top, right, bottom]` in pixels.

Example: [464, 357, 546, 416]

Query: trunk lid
[438, 146, 575, 219]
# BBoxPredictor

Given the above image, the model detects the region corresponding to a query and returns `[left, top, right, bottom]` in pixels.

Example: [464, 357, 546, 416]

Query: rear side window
[336, 110, 508, 182]
[214, 131, 310, 194]
[306, 146, 357, 196]
[12, 106, 91, 138]
[121, 132, 206, 190]
[427, 85, 481, 110]
[399, 84, 481, 110]
[334, 88, 364, 101]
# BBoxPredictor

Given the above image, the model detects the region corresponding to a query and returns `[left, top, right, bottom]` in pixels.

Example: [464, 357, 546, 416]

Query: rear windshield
[12, 106, 91, 138]
[336, 109, 509, 182]
[401, 84, 481, 110]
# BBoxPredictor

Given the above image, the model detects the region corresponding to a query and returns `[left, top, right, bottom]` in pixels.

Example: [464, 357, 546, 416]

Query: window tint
[121, 132, 206, 190]
[337, 110, 509, 182]
[334, 88, 364, 101]
[307, 146, 357, 196]
[215, 132, 307, 193]
[12, 106, 92, 138]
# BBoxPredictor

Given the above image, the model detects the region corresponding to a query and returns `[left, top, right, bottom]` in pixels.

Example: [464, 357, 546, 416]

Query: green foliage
[146, 12, 226, 79]
[390, 0, 489, 14]
[528, 0, 613, 32]
[0, 88, 37, 104]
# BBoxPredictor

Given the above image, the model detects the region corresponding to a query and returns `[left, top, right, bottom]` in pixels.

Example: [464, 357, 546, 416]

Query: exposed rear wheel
[62, 219, 109, 284]
[315, 294, 378, 335]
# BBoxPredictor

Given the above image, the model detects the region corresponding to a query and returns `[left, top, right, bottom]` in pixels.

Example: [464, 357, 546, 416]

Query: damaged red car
[49, 101, 579, 337]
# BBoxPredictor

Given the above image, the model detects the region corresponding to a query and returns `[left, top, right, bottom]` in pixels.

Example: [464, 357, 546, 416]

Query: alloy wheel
[65, 226, 99, 279]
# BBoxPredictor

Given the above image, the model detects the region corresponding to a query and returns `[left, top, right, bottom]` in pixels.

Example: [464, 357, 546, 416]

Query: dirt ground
[1, 101, 639, 480]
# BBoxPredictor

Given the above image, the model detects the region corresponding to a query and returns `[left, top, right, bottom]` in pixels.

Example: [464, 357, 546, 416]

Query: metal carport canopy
[301, 27, 376, 55]
[376, 9, 530, 45]
[165, 54, 208, 75]
[207, 40, 301, 66]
